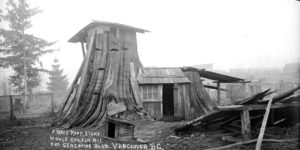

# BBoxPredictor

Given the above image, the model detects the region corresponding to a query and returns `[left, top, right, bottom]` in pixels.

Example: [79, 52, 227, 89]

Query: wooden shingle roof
[69, 20, 149, 43]
[137, 67, 190, 84]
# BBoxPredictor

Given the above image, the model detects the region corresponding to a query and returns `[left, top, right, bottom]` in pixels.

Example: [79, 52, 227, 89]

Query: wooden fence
[0, 93, 54, 121]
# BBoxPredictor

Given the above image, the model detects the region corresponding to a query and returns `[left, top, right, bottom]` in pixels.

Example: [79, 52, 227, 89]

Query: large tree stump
[54, 22, 148, 129]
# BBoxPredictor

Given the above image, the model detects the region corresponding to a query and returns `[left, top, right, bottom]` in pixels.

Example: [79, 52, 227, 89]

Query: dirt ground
[0, 116, 299, 150]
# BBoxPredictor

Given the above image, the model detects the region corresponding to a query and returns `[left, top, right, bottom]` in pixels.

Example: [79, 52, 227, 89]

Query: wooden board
[215, 103, 300, 111]
[143, 101, 162, 120]
[241, 110, 251, 141]
[107, 101, 126, 116]
[117, 124, 135, 141]
[173, 83, 180, 118]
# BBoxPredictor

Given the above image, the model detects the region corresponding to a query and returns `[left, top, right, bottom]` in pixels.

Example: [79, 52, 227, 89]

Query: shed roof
[68, 20, 149, 43]
[182, 67, 244, 83]
[138, 67, 190, 84]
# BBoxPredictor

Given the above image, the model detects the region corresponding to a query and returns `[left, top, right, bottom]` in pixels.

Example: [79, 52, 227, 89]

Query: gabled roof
[182, 67, 244, 83]
[137, 67, 190, 84]
[68, 20, 149, 43]
[143, 67, 186, 77]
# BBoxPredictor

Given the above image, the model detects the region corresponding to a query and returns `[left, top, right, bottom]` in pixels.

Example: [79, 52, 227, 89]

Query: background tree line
[0, 0, 68, 108]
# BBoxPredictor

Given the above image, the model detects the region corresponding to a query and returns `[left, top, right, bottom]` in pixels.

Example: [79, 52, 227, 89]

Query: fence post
[50, 93, 54, 115]
[9, 95, 15, 121]
[217, 82, 221, 104]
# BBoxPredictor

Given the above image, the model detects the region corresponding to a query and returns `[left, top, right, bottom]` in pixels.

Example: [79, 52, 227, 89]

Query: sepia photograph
[0, 0, 299, 149]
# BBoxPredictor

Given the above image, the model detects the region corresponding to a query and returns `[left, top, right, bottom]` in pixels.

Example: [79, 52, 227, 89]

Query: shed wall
[139, 83, 191, 120]
[104, 120, 135, 141]
[174, 83, 191, 120]
[116, 124, 135, 140]
[143, 102, 162, 120]
[140, 85, 163, 120]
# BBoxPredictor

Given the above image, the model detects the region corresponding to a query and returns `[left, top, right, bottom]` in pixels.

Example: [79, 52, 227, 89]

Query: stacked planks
[175, 86, 300, 133]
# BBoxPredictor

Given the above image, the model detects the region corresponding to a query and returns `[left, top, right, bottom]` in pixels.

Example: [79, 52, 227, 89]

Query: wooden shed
[105, 117, 135, 141]
[137, 67, 191, 120]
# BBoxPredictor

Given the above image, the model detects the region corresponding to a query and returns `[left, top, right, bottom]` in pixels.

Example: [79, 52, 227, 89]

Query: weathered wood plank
[158, 85, 163, 118]
[217, 82, 221, 104]
[215, 103, 300, 111]
[143, 102, 162, 120]
[173, 84, 179, 118]
[255, 97, 274, 150]
[180, 84, 185, 119]
[50, 93, 54, 115]
[10, 95, 14, 121]
[259, 85, 300, 104]
[204, 85, 228, 91]
[183, 84, 191, 120]
[241, 110, 251, 141]
[236, 89, 272, 105]
[117, 125, 134, 140]
[107, 101, 126, 116]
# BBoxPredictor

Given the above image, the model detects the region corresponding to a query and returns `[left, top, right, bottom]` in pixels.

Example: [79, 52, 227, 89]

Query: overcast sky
[1, 0, 300, 81]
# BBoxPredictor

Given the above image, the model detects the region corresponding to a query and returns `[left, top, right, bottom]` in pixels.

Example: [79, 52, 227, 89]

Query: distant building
[227, 63, 300, 99]
[282, 63, 300, 81]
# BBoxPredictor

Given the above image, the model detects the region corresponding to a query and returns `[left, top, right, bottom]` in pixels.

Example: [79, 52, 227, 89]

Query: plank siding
[140, 83, 192, 120]
[172, 84, 190, 120]
[183, 85, 191, 120]
[104, 119, 135, 141]
[143, 102, 162, 120]
[117, 125, 135, 140]
[173, 84, 180, 118]
[158, 85, 163, 117]
[140, 85, 163, 120]
[180, 84, 185, 119]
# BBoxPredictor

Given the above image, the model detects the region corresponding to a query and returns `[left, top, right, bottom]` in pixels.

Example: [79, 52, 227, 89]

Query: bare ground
[0, 116, 299, 150]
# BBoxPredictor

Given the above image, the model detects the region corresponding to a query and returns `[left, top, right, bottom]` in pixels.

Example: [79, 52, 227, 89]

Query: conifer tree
[0, 0, 54, 94]
[47, 59, 69, 98]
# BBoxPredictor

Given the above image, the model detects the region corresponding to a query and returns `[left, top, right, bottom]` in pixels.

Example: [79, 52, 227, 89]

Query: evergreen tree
[47, 59, 69, 98]
[0, 0, 54, 93]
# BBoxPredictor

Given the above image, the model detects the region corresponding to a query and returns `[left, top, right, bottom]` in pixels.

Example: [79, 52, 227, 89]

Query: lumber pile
[175, 86, 300, 134]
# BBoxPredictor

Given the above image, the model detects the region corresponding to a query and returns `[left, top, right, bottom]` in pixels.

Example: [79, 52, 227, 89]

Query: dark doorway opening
[107, 122, 116, 138]
[163, 84, 174, 118]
